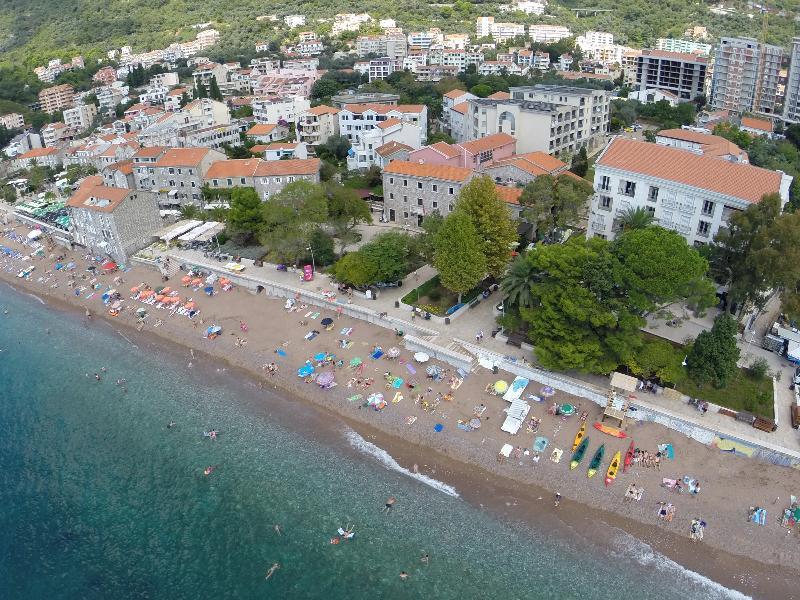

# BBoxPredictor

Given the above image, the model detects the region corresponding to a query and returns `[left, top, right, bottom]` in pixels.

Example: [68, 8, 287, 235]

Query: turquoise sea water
[0, 282, 748, 600]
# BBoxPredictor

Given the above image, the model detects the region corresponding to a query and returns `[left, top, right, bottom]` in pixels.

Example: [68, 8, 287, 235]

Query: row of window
[387, 177, 457, 194]
[600, 176, 716, 216]
[211, 175, 299, 186]
[386, 193, 455, 212]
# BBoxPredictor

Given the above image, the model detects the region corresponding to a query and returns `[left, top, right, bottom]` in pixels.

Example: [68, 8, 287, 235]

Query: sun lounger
[502, 376, 529, 403]
[340, 327, 353, 336]
[304, 330, 320, 340]
[501, 398, 530, 434]
[499, 443, 513, 458]
[371, 349, 384, 360]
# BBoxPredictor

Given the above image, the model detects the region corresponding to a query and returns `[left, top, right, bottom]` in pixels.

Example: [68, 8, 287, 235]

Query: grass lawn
[674, 369, 774, 419]
[401, 275, 485, 316]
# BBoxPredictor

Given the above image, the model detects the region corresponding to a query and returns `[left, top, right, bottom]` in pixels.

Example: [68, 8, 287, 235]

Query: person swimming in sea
[203, 465, 216, 476]
[167, 421, 176, 429]
[274, 524, 282, 536]
[265, 563, 280, 580]
[383, 496, 396, 514]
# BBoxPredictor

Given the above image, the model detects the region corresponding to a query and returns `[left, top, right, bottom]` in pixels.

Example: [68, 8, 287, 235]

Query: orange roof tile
[597, 137, 782, 203]
[741, 116, 773, 132]
[375, 141, 413, 157]
[306, 105, 340, 116]
[206, 159, 261, 179]
[153, 148, 211, 167]
[509, 151, 567, 173]
[247, 123, 280, 135]
[495, 185, 522, 205]
[428, 142, 461, 159]
[451, 102, 469, 115]
[133, 146, 167, 159]
[17, 147, 60, 159]
[377, 117, 402, 130]
[487, 91, 511, 100]
[66, 182, 131, 213]
[107, 160, 133, 175]
[383, 161, 472, 182]
[250, 144, 268, 153]
[459, 133, 515, 155]
[443, 89, 468, 100]
[255, 158, 320, 176]
[264, 142, 300, 150]
[656, 129, 746, 159]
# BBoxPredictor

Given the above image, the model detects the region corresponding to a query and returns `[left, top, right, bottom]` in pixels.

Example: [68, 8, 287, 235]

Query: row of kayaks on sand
[569, 422, 634, 486]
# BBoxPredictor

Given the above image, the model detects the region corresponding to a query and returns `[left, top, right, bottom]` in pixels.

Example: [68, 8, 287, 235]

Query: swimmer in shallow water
[265, 563, 280, 580]
[274, 524, 282, 536]
[167, 421, 176, 429]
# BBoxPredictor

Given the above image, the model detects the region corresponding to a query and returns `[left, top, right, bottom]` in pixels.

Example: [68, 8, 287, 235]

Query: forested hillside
[0, 0, 798, 69]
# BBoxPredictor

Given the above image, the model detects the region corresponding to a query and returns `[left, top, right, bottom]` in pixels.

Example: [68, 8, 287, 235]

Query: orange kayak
[594, 422, 627, 438]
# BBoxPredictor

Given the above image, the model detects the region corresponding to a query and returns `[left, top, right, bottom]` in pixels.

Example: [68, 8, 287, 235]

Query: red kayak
[623, 440, 635, 473]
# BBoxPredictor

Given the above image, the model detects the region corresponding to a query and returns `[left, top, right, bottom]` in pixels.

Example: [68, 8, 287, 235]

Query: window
[417, 182, 423, 189]
[600, 195, 612, 210]
[240, 177, 246, 185]
[403, 212, 409, 219]
[403, 195, 408, 203]
[620, 180, 636, 197]
[697, 220, 711, 237]
[702, 200, 715, 216]
[275, 177, 282, 183]
[448, 187, 455, 195]
[389, 177, 394, 184]
[191, 182, 196, 188]
[432, 201, 438, 209]
[389, 193, 394, 199]
[432, 184, 438, 192]
[168, 168, 175, 174]
[288, 176, 295, 183]
[448, 203, 454, 212]
[647, 186, 659, 202]
[417, 198, 423, 206]
[227, 178, 233, 186]
[403, 179, 408, 187]
[178, 168, 182, 175]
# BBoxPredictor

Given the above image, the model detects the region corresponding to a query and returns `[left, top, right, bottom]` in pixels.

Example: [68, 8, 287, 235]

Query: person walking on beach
[383, 496, 396, 514]
[554, 492, 562, 507]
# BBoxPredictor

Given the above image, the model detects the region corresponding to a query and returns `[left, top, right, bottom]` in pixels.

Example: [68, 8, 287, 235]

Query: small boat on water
[572, 422, 586, 451]
[587, 444, 605, 478]
[594, 421, 627, 438]
[623, 440, 635, 473]
[570, 437, 590, 470]
[605, 450, 621, 486]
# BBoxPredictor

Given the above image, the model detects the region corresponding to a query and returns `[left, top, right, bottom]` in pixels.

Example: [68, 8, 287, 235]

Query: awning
[158, 219, 203, 242]
[27, 230, 43, 240]
[610, 371, 638, 392]
[177, 221, 221, 242]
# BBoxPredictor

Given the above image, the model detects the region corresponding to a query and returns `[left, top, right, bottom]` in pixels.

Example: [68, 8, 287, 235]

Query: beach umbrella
[559, 403, 575, 416]
[413, 352, 430, 363]
[136, 307, 147, 316]
[204, 286, 214, 295]
[191, 278, 203, 286]
[316, 371, 335, 387]
[494, 380, 508, 394]
[541, 386, 556, 397]
[313, 352, 327, 362]
[154, 286, 165, 293]
[349, 357, 362, 367]
[160, 287, 171, 295]
[181, 275, 191, 284]
[140, 289, 154, 298]
[184, 301, 197, 310]
[387, 347, 400, 358]
[321, 317, 333, 326]
[101, 261, 117, 271]
[367, 393, 384, 405]
[469, 417, 482, 429]
[130, 286, 140, 293]
[426, 365, 442, 377]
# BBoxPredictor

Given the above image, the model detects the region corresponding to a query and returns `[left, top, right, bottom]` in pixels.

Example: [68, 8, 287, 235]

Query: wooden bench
[791, 405, 800, 430]
[753, 416, 777, 432]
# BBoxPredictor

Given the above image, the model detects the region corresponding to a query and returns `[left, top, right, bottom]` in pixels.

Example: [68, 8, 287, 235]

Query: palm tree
[618, 207, 655, 232]
[501, 255, 538, 309]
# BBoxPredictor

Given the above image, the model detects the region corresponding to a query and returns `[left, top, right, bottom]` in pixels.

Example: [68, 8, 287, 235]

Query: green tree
[686, 313, 740, 388]
[315, 135, 351, 162]
[360, 231, 418, 283]
[327, 183, 372, 251]
[713, 123, 753, 150]
[418, 212, 444, 262]
[1, 184, 17, 204]
[519, 174, 592, 240]
[227, 187, 264, 244]
[308, 228, 336, 266]
[208, 75, 223, 101]
[501, 254, 539, 309]
[180, 92, 190, 108]
[519, 237, 644, 373]
[311, 78, 341, 100]
[470, 83, 492, 97]
[627, 338, 685, 385]
[569, 147, 588, 177]
[261, 181, 328, 260]
[454, 176, 516, 277]
[618, 207, 655, 231]
[196, 81, 208, 99]
[180, 204, 200, 220]
[434, 211, 486, 302]
[613, 227, 715, 314]
[331, 252, 380, 286]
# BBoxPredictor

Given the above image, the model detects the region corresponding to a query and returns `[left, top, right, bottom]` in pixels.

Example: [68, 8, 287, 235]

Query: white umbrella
[414, 352, 430, 363]
[387, 347, 401, 358]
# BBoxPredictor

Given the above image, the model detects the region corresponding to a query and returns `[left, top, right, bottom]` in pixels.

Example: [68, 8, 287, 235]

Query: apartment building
[295, 41, 324, 56]
[577, 31, 614, 52]
[39, 84, 76, 113]
[338, 104, 427, 146]
[204, 158, 320, 200]
[297, 105, 340, 146]
[133, 147, 225, 207]
[407, 133, 516, 170]
[587, 137, 792, 243]
[331, 92, 399, 109]
[252, 96, 310, 125]
[262, 142, 308, 161]
[711, 37, 783, 115]
[192, 62, 228, 90]
[356, 35, 408, 60]
[635, 49, 707, 102]
[475, 17, 526, 42]
[284, 15, 306, 28]
[0, 113, 24, 129]
[740, 116, 774, 138]
[529, 25, 572, 44]
[441, 89, 477, 136]
[246, 123, 290, 144]
[12, 147, 64, 170]
[408, 30, 443, 49]
[381, 161, 473, 225]
[347, 118, 424, 170]
[67, 177, 161, 264]
[483, 151, 569, 186]
[428, 49, 485, 73]
[783, 37, 800, 122]
[41, 123, 73, 147]
[63, 103, 98, 131]
[368, 57, 399, 82]
[655, 38, 712, 56]
[467, 85, 610, 154]
[332, 13, 373, 35]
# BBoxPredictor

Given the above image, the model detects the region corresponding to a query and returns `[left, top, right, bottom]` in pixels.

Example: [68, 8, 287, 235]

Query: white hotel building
[588, 137, 792, 245]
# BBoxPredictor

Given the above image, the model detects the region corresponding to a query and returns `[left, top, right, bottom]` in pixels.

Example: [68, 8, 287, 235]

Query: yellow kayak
[571, 422, 586, 452]
[605, 450, 621, 486]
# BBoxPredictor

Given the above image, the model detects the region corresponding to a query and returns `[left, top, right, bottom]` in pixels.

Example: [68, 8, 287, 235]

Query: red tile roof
[153, 148, 212, 167]
[341, 103, 425, 115]
[459, 133, 515, 155]
[383, 160, 472, 182]
[741, 116, 773, 133]
[17, 147, 60, 159]
[375, 141, 413, 157]
[451, 102, 469, 115]
[306, 104, 340, 116]
[428, 142, 461, 159]
[656, 129, 746, 160]
[495, 185, 522, 205]
[255, 158, 320, 176]
[133, 146, 167, 159]
[597, 137, 782, 203]
[487, 91, 511, 100]
[66, 181, 131, 213]
[206, 159, 261, 179]
[377, 117, 402, 130]
[443, 89, 468, 100]
[247, 123, 279, 136]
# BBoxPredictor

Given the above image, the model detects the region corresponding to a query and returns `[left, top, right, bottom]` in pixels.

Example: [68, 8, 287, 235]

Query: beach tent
[27, 230, 42, 240]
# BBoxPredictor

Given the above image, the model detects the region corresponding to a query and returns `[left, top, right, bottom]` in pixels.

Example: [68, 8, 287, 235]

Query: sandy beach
[2, 226, 800, 599]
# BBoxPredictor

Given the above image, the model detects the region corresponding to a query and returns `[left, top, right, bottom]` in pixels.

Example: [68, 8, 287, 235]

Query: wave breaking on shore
[345, 429, 460, 498]
[612, 530, 751, 599]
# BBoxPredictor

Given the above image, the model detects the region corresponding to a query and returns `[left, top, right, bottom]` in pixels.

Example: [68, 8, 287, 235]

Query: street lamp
[306, 245, 315, 274]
